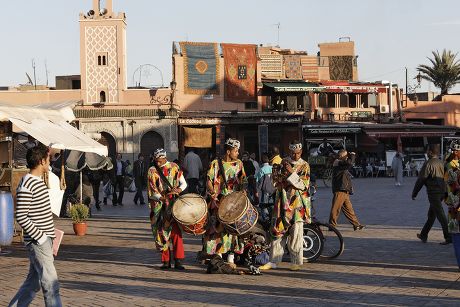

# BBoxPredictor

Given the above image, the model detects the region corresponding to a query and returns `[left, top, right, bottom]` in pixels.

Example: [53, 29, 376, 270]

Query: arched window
[97, 56, 102, 66]
[99, 91, 106, 103]
[102, 55, 107, 66]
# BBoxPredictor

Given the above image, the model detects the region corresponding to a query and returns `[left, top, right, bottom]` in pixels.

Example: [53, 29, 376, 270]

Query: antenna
[272, 22, 280, 47]
[25, 73, 33, 85]
[31, 59, 37, 90]
[44, 60, 49, 87]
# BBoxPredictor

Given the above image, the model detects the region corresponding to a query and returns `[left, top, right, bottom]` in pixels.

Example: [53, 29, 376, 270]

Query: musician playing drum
[260, 140, 311, 271]
[204, 138, 247, 265]
[147, 148, 187, 270]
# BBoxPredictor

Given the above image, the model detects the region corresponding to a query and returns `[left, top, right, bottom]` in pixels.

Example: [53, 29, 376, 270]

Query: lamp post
[405, 68, 422, 106]
[169, 80, 177, 110]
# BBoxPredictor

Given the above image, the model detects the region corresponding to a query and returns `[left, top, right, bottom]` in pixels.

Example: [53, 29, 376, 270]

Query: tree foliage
[417, 49, 460, 96]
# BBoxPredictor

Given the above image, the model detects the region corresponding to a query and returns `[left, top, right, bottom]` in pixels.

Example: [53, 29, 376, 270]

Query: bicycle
[303, 186, 344, 262]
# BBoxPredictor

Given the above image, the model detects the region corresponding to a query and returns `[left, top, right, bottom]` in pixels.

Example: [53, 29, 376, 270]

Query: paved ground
[1, 177, 460, 306]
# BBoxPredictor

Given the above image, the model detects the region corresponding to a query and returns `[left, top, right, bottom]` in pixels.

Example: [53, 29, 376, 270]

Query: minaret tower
[79, 0, 127, 104]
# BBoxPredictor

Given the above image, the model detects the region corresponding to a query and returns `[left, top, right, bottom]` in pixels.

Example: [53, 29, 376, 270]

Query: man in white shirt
[182, 148, 203, 194]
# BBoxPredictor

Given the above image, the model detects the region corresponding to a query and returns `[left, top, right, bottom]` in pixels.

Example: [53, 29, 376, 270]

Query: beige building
[0, 0, 178, 161]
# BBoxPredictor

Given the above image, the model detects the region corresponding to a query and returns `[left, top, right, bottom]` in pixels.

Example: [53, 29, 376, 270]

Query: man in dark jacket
[133, 153, 147, 205]
[329, 149, 365, 230]
[412, 144, 451, 244]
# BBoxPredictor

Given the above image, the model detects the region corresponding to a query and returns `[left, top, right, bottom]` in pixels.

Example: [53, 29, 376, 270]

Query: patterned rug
[284, 55, 302, 79]
[260, 54, 283, 79]
[180, 42, 220, 95]
[221, 43, 257, 102]
[329, 56, 353, 80]
[300, 56, 319, 80]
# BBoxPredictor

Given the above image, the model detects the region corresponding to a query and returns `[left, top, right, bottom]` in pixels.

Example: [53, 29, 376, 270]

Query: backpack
[259, 173, 276, 200]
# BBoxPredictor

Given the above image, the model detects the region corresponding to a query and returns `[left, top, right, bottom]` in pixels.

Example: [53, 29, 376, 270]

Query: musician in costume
[260, 140, 311, 271]
[204, 138, 247, 264]
[147, 148, 187, 269]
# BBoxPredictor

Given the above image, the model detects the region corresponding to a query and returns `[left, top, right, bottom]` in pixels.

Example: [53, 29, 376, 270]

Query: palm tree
[417, 49, 460, 96]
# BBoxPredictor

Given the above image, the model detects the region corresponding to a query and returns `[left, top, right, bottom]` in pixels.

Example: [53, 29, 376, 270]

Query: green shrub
[69, 204, 89, 224]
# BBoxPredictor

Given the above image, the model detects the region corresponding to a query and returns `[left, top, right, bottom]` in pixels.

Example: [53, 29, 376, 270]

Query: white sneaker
[259, 262, 277, 270]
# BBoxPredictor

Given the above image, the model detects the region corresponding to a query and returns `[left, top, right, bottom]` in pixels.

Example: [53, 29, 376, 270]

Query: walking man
[113, 153, 126, 206]
[133, 153, 147, 205]
[412, 144, 450, 244]
[329, 149, 365, 230]
[9, 144, 62, 307]
[182, 148, 203, 194]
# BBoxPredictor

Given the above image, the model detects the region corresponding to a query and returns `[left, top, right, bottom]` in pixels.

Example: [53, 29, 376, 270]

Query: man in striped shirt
[9, 144, 62, 307]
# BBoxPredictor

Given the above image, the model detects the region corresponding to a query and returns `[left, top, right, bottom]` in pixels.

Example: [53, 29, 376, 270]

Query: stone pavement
[1, 177, 459, 306]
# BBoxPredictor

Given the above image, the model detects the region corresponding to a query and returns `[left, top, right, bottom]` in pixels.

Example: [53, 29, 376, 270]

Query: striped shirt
[16, 174, 55, 244]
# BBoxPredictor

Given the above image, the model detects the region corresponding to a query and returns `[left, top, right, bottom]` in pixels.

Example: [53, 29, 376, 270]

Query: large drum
[218, 191, 258, 235]
[172, 193, 208, 235]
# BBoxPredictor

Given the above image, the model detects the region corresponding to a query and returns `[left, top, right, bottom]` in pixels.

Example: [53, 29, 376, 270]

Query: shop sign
[324, 86, 381, 93]
[307, 128, 361, 134]
[178, 118, 222, 125]
[259, 117, 301, 124]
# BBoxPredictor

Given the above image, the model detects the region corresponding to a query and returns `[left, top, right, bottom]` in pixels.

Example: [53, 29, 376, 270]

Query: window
[319, 93, 327, 108]
[96, 52, 108, 66]
[339, 94, 349, 108]
[297, 94, 311, 111]
[368, 93, 378, 107]
[349, 94, 357, 108]
[245, 101, 258, 109]
[99, 91, 106, 103]
[326, 93, 335, 108]
[361, 94, 369, 108]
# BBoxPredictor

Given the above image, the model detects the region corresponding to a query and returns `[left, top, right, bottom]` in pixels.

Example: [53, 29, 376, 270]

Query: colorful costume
[445, 158, 460, 233]
[269, 157, 311, 266]
[147, 161, 187, 263]
[204, 159, 247, 255]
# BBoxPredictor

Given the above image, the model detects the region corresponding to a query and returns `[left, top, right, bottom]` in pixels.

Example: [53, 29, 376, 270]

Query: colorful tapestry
[260, 54, 283, 79]
[300, 55, 319, 80]
[183, 127, 212, 148]
[329, 56, 353, 80]
[221, 43, 257, 102]
[284, 55, 302, 79]
[180, 42, 219, 95]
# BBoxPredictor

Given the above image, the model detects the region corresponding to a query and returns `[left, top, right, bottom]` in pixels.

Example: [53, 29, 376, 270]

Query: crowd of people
[10, 137, 460, 306]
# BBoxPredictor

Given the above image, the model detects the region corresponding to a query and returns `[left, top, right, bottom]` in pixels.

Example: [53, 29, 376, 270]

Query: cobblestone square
[1, 177, 459, 306]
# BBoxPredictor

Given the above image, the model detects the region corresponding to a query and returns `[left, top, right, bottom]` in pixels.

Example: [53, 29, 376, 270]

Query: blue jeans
[9, 237, 62, 307]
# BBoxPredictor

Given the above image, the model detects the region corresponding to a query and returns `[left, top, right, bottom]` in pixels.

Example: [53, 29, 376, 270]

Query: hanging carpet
[329, 56, 353, 80]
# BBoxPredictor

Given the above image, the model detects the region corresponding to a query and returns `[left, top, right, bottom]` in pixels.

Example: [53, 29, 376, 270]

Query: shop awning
[263, 82, 325, 92]
[0, 102, 108, 156]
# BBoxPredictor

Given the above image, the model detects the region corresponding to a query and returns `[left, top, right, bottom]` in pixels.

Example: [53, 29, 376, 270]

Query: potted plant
[69, 204, 89, 236]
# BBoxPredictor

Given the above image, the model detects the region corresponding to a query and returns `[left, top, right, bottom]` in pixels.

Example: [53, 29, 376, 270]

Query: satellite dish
[100, 8, 108, 15]
[87, 10, 95, 16]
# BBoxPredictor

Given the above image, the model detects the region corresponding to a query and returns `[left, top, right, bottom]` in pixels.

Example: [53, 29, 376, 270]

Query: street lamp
[169, 80, 177, 110]
[405, 68, 422, 106]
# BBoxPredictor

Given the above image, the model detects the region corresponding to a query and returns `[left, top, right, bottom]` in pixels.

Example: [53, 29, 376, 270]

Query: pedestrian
[412, 144, 451, 244]
[255, 153, 275, 222]
[9, 144, 63, 307]
[318, 138, 334, 156]
[242, 151, 256, 203]
[329, 149, 365, 230]
[392, 152, 404, 186]
[270, 146, 282, 166]
[75, 173, 94, 213]
[113, 153, 126, 206]
[250, 152, 260, 174]
[125, 159, 133, 177]
[147, 148, 187, 269]
[88, 169, 103, 211]
[182, 148, 203, 194]
[260, 140, 311, 271]
[133, 153, 147, 205]
[204, 138, 247, 265]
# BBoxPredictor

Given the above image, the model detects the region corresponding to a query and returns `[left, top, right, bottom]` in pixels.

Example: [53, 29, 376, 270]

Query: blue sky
[2, 0, 460, 92]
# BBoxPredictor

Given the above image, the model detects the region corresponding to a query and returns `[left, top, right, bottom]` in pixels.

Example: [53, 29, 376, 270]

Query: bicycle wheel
[322, 168, 333, 187]
[303, 224, 323, 263]
[316, 222, 344, 259]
